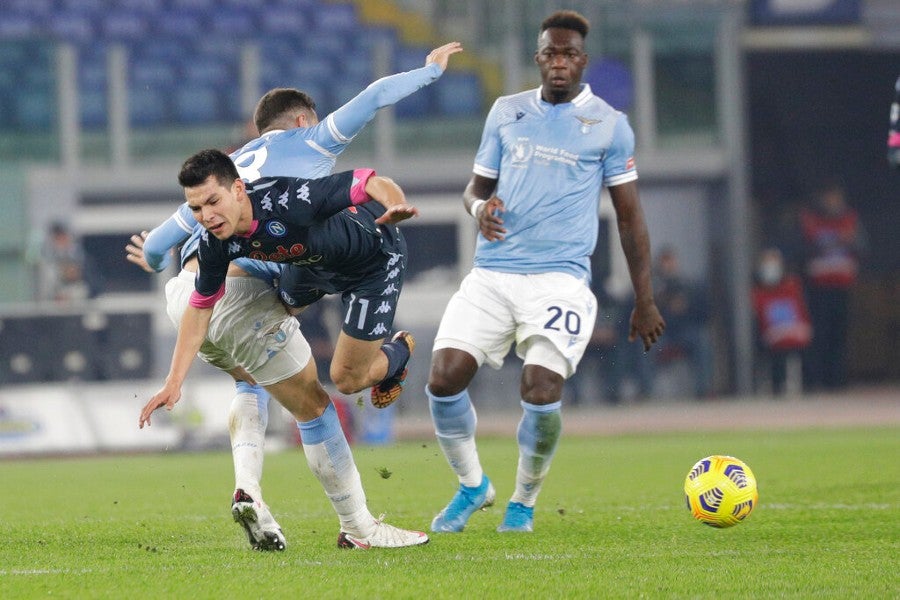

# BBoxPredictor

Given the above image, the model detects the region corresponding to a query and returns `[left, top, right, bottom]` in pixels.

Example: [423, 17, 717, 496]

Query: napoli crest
[266, 220, 287, 237]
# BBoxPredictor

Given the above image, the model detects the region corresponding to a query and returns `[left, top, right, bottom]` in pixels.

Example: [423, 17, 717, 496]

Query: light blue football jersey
[472, 83, 638, 281]
[142, 62, 444, 283]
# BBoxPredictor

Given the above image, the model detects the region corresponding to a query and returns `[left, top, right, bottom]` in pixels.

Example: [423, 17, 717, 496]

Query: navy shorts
[278, 226, 407, 341]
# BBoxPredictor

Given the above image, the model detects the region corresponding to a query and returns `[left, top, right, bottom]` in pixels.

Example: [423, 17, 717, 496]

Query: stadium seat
[102, 11, 150, 40]
[154, 11, 203, 38]
[433, 72, 483, 117]
[78, 46, 108, 89]
[393, 88, 432, 119]
[80, 89, 108, 129]
[130, 59, 177, 88]
[6, 0, 54, 15]
[338, 48, 373, 82]
[258, 8, 308, 34]
[61, 0, 105, 12]
[209, 11, 257, 38]
[301, 32, 348, 58]
[178, 56, 235, 86]
[46, 12, 94, 43]
[129, 87, 169, 127]
[172, 84, 221, 124]
[286, 54, 335, 89]
[169, 0, 216, 10]
[393, 45, 432, 73]
[0, 14, 39, 39]
[117, 0, 165, 12]
[313, 2, 358, 32]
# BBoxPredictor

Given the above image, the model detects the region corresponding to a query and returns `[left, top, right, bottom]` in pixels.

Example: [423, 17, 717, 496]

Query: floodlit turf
[1, 426, 897, 598]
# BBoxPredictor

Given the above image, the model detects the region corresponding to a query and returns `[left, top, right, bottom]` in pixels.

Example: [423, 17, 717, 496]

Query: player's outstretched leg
[231, 489, 287, 551]
[299, 402, 429, 549]
[337, 515, 429, 549]
[371, 331, 415, 408]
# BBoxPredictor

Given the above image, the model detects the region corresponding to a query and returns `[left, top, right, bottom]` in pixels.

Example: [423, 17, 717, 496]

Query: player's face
[535, 27, 587, 103]
[185, 175, 245, 239]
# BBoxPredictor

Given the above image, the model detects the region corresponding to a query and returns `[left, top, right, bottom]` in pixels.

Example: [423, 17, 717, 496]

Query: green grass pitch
[2, 426, 897, 598]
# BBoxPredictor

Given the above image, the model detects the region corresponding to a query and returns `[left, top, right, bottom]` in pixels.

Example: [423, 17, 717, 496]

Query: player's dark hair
[254, 88, 317, 133]
[539, 10, 589, 39]
[178, 149, 240, 188]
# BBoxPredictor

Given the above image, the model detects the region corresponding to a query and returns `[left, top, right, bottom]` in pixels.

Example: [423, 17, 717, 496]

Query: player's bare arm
[426, 42, 464, 71]
[366, 175, 419, 225]
[139, 304, 213, 428]
[608, 181, 666, 351]
[125, 231, 155, 273]
[465, 174, 506, 241]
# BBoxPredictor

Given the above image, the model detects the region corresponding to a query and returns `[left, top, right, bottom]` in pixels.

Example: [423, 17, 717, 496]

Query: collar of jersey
[534, 83, 592, 108]
[237, 219, 259, 238]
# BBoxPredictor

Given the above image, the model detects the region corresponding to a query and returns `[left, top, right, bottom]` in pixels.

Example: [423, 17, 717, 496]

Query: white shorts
[165, 270, 311, 386]
[434, 268, 597, 378]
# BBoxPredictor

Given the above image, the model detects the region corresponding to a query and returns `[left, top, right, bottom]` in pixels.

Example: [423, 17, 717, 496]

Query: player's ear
[232, 178, 246, 196]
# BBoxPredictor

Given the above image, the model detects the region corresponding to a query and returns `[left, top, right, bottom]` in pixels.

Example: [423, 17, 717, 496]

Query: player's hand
[476, 197, 507, 242]
[426, 42, 463, 71]
[628, 299, 666, 352]
[125, 231, 155, 273]
[139, 383, 182, 429]
[375, 204, 419, 225]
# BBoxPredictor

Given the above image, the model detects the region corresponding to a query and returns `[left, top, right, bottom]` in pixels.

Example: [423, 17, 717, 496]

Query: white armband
[469, 199, 486, 219]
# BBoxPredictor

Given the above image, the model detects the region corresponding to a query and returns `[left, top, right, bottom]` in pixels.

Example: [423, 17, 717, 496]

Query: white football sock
[229, 384, 269, 501]
[299, 403, 375, 537]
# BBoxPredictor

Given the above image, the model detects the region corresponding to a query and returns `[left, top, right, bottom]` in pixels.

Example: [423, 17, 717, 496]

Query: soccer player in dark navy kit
[140, 149, 429, 550]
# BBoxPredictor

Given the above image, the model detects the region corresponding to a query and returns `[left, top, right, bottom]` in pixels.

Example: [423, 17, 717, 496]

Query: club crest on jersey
[511, 137, 533, 166]
[576, 116, 601, 134]
[266, 220, 287, 237]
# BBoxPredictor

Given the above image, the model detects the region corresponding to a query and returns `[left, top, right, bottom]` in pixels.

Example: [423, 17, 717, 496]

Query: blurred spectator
[569, 275, 653, 405]
[30, 222, 103, 303]
[751, 247, 812, 396]
[799, 182, 866, 390]
[650, 246, 713, 399]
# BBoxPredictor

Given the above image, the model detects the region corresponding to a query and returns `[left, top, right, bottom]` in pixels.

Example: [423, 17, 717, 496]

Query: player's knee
[330, 365, 365, 395]
[521, 377, 564, 406]
[427, 366, 468, 397]
[428, 349, 478, 397]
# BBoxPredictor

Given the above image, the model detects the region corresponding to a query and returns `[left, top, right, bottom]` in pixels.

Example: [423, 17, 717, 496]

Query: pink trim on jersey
[237, 220, 259, 238]
[889, 132, 900, 148]
[350, 168, 376, 205]
[189, 284, 225, 308]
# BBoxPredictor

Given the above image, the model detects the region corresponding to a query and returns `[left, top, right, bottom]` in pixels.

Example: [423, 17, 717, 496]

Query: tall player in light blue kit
[426, 11, 665, 533]
[126, 42, 462, 550]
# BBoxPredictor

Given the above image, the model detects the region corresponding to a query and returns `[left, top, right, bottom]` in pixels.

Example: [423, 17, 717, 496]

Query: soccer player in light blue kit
[426, 11, 665, 533]
[126, 42, 462, 550]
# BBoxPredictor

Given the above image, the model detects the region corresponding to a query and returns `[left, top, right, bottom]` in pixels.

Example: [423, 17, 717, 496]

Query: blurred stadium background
[0, 0, 897, 455]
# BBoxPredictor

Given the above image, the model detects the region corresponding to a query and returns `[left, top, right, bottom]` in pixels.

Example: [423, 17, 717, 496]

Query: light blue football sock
[427, 386, 483, 487]
[511, 400, 562, 507]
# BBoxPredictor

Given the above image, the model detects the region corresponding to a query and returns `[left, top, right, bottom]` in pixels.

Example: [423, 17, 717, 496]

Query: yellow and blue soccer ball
[684, 455, 758, 528]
